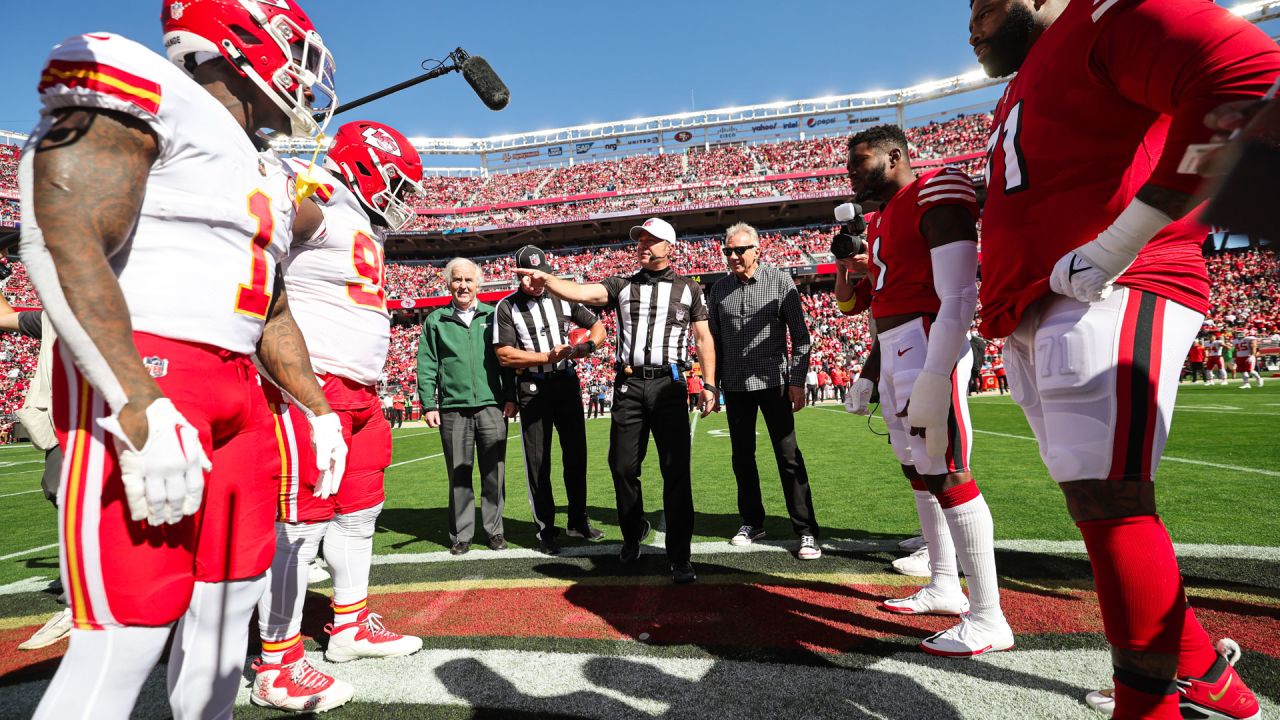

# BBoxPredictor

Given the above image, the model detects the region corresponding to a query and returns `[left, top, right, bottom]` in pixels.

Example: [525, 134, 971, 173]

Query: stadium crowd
[6, 247, 1277, 442]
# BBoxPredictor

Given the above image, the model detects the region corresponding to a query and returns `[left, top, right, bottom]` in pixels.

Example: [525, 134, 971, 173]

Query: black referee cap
[514, 245, 548, 270]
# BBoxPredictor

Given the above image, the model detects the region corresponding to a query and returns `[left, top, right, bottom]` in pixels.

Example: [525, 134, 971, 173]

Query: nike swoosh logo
[1068, 256, 1091, 279]
[897, 347, 912, 357]
[1209, 674, 1233, 702]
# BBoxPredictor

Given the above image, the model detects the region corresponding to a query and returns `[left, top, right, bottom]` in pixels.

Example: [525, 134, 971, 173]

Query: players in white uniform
[252, 121, 426, 713]
[1204, 335, 1227, 384]
[20, 2, 344, 717]
[1235, 333, 1264, 389]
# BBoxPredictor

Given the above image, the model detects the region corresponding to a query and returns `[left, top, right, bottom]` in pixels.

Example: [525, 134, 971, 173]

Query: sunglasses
[722, 245, 757, 257]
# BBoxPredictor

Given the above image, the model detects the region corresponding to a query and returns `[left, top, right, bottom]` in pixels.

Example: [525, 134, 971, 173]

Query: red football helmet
[162, 0, 337, 139]
[324, 121, 425, 231]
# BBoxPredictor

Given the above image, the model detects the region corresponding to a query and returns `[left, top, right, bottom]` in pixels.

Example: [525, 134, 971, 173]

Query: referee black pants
[516, 373, 590, 541]
[725, 386, 818, 537]
[608, 374, 694, 564]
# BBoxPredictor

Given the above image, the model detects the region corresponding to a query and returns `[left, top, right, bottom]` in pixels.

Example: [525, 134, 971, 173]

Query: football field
[0, 384, 1276, 718]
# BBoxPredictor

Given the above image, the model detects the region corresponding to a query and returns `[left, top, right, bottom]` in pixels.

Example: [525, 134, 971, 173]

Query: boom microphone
[460, 55, 510, 111]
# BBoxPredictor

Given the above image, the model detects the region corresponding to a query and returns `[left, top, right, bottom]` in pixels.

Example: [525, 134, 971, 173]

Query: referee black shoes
[671, 562, 697, 584]
[619, 520, 652, 564]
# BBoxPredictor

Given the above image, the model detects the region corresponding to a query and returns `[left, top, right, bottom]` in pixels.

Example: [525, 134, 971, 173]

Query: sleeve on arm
[599, 276, 626, 308]
[781, 276, 811, 386]
[915, 169, 980, 219]
[688, 282, 709, 322]
[38, 34, 171, 151]
[416, 318, 439, 409]
[18, 311, 44, 340]
[492, 301, 517, 347]
[570, 301, 599, 329]
[1091, 0, 1280, 194]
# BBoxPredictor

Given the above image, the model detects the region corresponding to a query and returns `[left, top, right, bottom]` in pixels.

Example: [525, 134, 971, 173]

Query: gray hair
[724, 222, 759, 245]
[443, 257, 483, 285]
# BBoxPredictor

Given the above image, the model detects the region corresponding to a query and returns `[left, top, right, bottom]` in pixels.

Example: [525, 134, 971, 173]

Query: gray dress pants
[440, 405, 507, 544]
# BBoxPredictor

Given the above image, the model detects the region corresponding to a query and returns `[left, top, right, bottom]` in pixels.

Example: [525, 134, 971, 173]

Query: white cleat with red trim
[920, 615, 1015, 657]
[325, 609, 423, 663]
[250, 643, 354, 713]
[880, 584, 970, 616]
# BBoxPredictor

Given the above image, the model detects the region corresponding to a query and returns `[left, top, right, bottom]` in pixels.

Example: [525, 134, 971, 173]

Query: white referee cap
[629, 217, 676, 244]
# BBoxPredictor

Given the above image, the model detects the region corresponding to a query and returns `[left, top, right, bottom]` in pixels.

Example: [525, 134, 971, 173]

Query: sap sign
[574, 142, 594, 154]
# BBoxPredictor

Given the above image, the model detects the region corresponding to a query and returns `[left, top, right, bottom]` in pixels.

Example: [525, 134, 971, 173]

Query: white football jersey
[23, 33, 296, 354]
[1235, 336, 1256, 358]
[1205, 339, 1223, 357]
[282, 160, 390, 386]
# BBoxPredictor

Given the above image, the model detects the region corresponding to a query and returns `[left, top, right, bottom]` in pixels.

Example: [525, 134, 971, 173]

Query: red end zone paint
[1, 582, 1275, 680]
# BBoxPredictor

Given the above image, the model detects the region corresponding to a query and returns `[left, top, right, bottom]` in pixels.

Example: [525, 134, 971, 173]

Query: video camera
[829, 202, 868, 259]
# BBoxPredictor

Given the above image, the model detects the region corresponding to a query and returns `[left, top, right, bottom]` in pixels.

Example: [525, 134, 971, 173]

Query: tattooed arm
[256, 270, 331, 417]
[28, 108, 161, 445]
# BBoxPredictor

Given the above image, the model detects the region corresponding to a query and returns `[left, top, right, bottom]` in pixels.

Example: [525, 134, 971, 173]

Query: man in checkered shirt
[706, 222, 822, 560]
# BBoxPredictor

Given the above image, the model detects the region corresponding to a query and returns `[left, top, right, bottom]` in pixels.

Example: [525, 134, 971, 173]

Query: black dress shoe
[567, 524, 605, 541]
[671, 562, 697, 584]
[450, 541, 471, 556]
[619, 520, 652, 564]
[487, 534, 508, 551]
[538, 536, 561, 555]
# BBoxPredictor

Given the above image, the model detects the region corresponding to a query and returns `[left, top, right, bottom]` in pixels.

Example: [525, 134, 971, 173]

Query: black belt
[616, 363, 681, 380]
[519, 368, 571, 380]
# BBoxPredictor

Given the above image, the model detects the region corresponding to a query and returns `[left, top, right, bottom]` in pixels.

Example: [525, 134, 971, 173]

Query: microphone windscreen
[461, 56, 510, 111]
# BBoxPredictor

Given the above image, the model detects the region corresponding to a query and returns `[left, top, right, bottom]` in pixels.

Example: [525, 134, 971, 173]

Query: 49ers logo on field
[361, 127, 403, 157]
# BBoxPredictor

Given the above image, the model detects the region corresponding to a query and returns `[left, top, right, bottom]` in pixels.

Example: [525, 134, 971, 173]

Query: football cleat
[881, 584, 970, 616]
[251, 643, 354, 713]
[308, 559, 330, 585]
[1084, 638, 1260, 719]
[891, 546, 932, 578]
[18, 608, 72, 651]
[325, 609, 423, 663]
[920, 615, 1015, 657]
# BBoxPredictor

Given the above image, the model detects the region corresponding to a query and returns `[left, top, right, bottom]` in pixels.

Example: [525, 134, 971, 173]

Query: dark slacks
[440, 406, 507, 544]
[724, 386, 819, 537]
[608, 374, 694, 564]
[516, 373, 590, 541]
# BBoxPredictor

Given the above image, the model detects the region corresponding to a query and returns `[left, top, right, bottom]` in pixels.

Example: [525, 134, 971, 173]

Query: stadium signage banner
[622, 134, 660, 147]
[547, 146, 564, 157]
[574, 142, 594, 154]
[500, 149, 541, 162]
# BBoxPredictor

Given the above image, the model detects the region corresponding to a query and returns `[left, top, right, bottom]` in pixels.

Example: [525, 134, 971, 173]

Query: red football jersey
[867, 167, 980, 320]
[978, 0, 1280, 338]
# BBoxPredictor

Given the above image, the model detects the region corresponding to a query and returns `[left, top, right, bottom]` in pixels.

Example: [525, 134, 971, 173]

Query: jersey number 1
[235, 190, 274, 319]
[985, 100, 1028, 194]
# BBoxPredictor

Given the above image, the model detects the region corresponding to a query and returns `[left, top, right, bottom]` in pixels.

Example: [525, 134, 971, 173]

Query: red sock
[1112, 674, 1180, 720]
[1178, 606, 1217, 679]
[1077, 515, 1186, 654]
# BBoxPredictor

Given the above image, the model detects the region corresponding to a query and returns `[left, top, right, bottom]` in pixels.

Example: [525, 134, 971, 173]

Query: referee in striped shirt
[493, 245, 606, 555]
[517, 217, 718, 584]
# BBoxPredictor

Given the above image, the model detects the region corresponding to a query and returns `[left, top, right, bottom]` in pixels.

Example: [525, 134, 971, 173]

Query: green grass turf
[0, 383, 1276, 588]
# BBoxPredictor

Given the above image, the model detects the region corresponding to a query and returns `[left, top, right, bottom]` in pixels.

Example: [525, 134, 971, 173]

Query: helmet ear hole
[228, 25, 262, 46]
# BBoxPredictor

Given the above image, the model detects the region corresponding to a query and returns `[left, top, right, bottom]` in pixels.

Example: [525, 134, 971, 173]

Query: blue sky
[0, 1, 990, 137]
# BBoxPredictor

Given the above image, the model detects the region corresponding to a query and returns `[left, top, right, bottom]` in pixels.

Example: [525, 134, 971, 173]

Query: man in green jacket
[417, 258, 516, 555]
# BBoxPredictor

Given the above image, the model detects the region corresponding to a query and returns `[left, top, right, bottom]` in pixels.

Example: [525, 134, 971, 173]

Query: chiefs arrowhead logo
[361, 127, 402, 157]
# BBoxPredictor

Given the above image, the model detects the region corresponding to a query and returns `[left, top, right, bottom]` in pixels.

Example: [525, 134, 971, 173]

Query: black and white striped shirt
[492, 289, 599, 374]
[600, 267, 708, 368]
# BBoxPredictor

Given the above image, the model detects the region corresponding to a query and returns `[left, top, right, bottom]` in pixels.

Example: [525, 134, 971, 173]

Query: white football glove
[1048, 199, 1172, 304]
[97, 398, 211, 526]
[906, 370, 953, 458]
[845, 378, 874, 416]
[309, 412, 347, 499]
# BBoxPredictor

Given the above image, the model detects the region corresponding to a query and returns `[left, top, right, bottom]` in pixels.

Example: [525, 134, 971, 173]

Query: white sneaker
[797, 535, 822, 560]
[920, 615, 1015, 657]
[1084, 687, 1115, 717]
[308, 560, 330, 584]
[1240, 383, 1252, 390]
[891, 546, 932, 578]
[18, 608, 72, 650]
[730, 525, 765, 546]
[880, 584, 970, 616]
[325, 609, 423, 663]
[898, 535, 927, 551]
[251, 643, 354, 713]
[1258, 378, 1265, 387]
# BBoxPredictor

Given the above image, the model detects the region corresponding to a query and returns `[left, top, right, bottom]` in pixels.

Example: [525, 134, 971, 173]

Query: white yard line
[387, 452, 444, 469]
[393, 429, 440, 439]
[969, 428, 1280, 478]
[0, 489, 42, 499]
[0, 543, 58, 561]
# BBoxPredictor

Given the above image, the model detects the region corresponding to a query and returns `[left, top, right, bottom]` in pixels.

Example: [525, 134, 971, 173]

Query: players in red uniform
[844, 124, 1012, 656]
[968, 0, 1279, 717]
[251, 121, 427, 712]
[20, 1, 344, 717]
